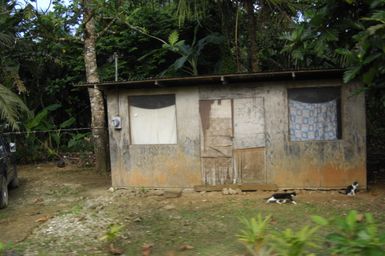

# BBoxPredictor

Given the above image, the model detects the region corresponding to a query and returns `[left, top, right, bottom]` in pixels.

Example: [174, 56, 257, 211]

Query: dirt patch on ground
[0, 164, 109, 244]
[1, 164, 385, 255]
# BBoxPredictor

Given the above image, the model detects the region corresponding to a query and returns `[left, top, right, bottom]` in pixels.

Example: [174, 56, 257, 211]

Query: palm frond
[0, 32, 14, 49]
[0, 84, 30, 130]
[176, 0, 209, 26]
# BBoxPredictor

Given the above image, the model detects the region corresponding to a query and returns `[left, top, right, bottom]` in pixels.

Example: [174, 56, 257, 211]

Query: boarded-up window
[288, 87, 341, 141]
[129, 94, 177, 144]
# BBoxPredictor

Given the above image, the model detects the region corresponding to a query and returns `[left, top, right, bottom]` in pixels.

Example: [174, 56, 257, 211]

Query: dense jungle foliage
[0, 0, 384, 164]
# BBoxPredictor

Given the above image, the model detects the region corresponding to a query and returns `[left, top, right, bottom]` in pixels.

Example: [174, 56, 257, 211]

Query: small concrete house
[94, 70, 366, 189]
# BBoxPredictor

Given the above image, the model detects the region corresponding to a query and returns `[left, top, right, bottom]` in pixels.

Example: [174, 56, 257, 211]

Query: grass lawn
[2, 164, 384, 255]
[101, 190, 385, 255]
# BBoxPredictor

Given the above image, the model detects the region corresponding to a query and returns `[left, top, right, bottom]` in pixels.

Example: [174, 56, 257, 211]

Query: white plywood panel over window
[130, 105, 177, 144]
[233, 97, 265, 149]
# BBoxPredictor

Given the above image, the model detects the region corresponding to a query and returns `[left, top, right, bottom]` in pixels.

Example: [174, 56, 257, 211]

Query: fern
[168, 31, 179, 46]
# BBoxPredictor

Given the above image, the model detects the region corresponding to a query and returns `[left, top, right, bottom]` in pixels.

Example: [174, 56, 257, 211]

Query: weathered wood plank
[200, 99, 233, 158]
[193, 183, 278, 192]
[200, 99, 235, 185]
[201, 157, 233, 185]
[234, 148, 266, 183]
[240, 183, 278, 191]
[194, 184, 237, 192]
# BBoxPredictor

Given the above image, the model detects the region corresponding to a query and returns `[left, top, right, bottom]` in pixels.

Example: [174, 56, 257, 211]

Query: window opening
[288, 87, 341, 141]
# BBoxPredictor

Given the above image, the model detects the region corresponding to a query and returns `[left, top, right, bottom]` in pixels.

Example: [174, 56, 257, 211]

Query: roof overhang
[80, 69, 344, 90]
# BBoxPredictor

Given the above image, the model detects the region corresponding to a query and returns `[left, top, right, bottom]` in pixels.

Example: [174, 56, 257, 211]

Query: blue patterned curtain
[289, 99, 338, 141]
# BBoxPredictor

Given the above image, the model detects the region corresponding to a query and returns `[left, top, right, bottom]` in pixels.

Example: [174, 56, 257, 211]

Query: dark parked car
[0, 135, 18, 209]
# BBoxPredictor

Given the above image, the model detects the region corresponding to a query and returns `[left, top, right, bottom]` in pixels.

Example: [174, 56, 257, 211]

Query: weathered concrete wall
[199, 79, 366, 189]
[264, 80, 366, 189]
[106, 87, 201, 188]
[106, 79, 366, 189]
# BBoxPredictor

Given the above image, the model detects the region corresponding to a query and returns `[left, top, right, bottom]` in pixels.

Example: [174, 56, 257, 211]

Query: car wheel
[9, 165, 19, 188]
[10, 177, 19, 188]
[0, 177, 8, 209]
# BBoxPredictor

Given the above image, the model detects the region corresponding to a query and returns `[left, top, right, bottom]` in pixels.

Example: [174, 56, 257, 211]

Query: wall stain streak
[199, 100, 213, 135]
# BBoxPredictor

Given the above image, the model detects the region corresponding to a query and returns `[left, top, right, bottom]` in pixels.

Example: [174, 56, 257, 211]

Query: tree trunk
[82, 0, 109, 173]
[245, 0, 259, 72]
[235, 4, 241, 72]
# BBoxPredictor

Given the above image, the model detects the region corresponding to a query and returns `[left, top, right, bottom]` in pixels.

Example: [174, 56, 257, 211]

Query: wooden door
[199, 99, 234, 185]
[199, 98, 266, 185]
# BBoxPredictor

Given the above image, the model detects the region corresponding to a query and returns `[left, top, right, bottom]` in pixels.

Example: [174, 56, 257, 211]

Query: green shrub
[316, 210, 385, 256]
[100, 224, 123, 243]
[268, 226, 319, 256]
[0, 241, 16, 255]
[237, 214, 271, 255]
[238, 210, 385, 256]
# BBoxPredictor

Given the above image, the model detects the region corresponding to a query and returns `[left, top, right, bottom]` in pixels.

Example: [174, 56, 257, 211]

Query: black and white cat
[339, 181, 359, 196]
[265, 192, 297, 204]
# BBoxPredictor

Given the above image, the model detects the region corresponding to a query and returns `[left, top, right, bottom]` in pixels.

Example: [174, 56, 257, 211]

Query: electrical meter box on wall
[111, 116, 122, 130]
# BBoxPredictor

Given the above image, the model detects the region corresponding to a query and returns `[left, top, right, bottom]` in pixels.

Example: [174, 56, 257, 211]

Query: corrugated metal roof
[80, 69, 344, 89]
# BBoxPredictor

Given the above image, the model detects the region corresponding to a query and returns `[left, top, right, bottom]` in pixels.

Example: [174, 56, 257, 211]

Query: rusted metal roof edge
[79, 69, 344, 89]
